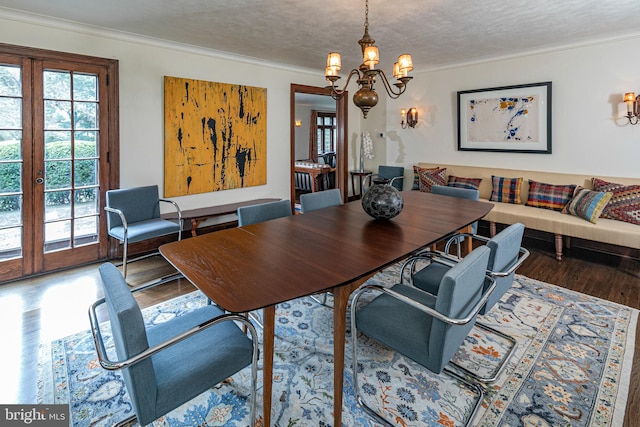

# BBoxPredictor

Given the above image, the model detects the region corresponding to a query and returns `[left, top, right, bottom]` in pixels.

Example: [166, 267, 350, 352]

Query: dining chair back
[431, 185, 479, 234]
[377, 165, 404, 191]
[237, 199, 292, 226]
[299, 188, 342, 213]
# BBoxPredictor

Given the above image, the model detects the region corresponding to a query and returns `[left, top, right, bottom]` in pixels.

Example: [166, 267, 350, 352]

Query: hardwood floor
[1, 234, 638, 426]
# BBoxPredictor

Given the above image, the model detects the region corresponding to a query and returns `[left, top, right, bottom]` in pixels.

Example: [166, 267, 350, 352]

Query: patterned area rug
[38, 265, 637, 427]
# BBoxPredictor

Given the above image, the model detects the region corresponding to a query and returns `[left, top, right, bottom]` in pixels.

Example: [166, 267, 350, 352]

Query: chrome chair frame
[88, 282, 259, 427]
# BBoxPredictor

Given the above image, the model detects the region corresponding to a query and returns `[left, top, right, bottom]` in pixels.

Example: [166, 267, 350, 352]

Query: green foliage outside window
[0, 139, 97, 210]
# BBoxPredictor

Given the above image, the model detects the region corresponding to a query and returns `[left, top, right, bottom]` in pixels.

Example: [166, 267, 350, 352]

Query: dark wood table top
[159, 190, 493, 313]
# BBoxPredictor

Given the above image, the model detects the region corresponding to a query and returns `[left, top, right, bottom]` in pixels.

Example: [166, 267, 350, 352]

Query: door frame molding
[290, 84, 348, 204]
[0, 43, 119, 281]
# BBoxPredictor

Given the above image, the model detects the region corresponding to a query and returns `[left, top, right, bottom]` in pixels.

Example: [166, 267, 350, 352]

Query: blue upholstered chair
[89, 263, 259, 427]
[237, 199, 292, 323]
[237, 199, 291, 226]
[431, 184, 480, 257]
[401, 223, 529, 382]
[375, 165, 405, 191]
[299, 188, 342, 213]
[105, 185, 182, 279]
[351, 246, 494, 426]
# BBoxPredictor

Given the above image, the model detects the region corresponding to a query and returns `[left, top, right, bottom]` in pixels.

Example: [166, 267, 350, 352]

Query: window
[316, 112, 336, 154]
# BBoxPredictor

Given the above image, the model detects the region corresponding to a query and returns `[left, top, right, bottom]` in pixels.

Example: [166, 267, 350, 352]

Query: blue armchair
[89, 263, 259, 426]
[351, 246, 494, 426]
[105, 185, 182, 279]
[401, 223, 529, 382]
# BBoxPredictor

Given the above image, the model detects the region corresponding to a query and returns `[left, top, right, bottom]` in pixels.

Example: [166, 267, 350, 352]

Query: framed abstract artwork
[457, 82, 552, 153]
[164, 76, 267, 197]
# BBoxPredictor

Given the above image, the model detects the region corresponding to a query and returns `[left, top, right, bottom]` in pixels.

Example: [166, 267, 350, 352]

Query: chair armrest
[399, 250, 461, 285]
[441, 232, 530, 277]
[159, 198, 182, 224]
[352, 275, 496, 327]
[104, 206, 128, 229]
[88, 299, 258, 371]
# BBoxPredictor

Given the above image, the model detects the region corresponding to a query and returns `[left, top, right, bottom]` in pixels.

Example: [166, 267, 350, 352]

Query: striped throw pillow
[447, 175, 482, 191]
[418, 167, 447, 193]
[592, 178, 640, 225]
[490, 176, 523, 204]
[526, 180, 576, 211]
[412, 165, 439, 190]
[562, 187, 613, 224]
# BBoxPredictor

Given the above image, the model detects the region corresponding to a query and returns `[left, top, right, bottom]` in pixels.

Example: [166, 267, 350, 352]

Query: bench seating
[417, 163, 640, 260]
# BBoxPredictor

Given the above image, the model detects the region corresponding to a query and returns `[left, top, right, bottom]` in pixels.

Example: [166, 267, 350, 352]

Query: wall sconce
[400, 107, 418, 128]
[295, 120, 302, 127]
[624, 92, 640, 125]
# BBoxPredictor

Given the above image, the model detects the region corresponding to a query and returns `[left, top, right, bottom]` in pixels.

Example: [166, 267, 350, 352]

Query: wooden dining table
[159, 190, 493, 426]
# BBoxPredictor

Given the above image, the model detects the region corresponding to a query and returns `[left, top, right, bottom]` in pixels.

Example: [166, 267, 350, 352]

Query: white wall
[3, 11, 637, 203]
[0, 12, 362, 213]
[378, 36, 640, 188]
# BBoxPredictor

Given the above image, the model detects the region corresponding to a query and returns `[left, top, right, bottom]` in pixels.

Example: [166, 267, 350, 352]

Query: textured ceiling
[2, 0, 640, 74]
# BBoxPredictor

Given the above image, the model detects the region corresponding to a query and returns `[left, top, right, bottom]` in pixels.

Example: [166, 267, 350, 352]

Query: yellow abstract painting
[164, 76, 267, 197]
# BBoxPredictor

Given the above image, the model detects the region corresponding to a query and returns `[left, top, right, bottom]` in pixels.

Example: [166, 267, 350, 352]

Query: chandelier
[324, 0, 414, 118]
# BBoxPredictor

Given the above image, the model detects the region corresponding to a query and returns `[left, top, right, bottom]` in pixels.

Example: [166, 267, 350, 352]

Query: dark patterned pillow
[490, 176, 523, 204]
[526, 180, 576, 211]
[447, 175, 482, 191]
[592, 178, 640, 225]
[418, 167, 447, 193]
[562, 187, 613, 224]
[412, 165, 439, 190]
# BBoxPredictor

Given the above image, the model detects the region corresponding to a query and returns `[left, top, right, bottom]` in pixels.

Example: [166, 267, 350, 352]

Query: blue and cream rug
[38, 265, 637, 426]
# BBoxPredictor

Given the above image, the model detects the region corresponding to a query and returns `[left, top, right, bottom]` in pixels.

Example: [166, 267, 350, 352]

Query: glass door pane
[42, 70, 100, 253]
[0, 64, 23, 260]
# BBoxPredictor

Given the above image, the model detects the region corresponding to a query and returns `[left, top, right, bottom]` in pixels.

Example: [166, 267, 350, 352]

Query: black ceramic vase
[361, 177, 404, 220]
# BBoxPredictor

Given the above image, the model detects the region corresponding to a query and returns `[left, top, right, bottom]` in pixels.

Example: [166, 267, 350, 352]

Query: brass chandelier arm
[375, 69, 409, 99]
[327, 68, 364, 99]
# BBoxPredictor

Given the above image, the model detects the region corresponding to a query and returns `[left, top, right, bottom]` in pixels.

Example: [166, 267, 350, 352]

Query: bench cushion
[416, 162, 640, 251]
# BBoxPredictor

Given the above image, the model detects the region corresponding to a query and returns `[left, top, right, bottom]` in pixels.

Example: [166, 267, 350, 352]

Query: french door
[0, 46, 118, 282]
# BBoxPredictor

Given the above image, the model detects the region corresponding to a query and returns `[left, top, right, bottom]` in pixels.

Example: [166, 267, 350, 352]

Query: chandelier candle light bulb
[324, 0, 414, 118]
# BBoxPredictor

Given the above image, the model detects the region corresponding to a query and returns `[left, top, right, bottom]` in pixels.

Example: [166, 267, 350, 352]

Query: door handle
[35, 177, 44, 184]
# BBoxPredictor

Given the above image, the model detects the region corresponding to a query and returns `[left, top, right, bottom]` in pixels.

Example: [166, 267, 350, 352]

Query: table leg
[464, 224, 473, 254]
[350, 174, 356, 199]
[263, 305, 275, 426]
[332, 284, 351, 427]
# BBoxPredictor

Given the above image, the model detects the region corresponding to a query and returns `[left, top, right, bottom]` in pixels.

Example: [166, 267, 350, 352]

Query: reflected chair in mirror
[318, 152, 336, 189]
[299, 188, 342, 213]
[371, 165, 404, 191]
[89, 263, 259, 427]
[431, 185, 480, 256]
[237, 199, 292, 226]
[351, 246, 494, 427]
[401, 223, 529, 382]
[105, 185, 182, 281]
